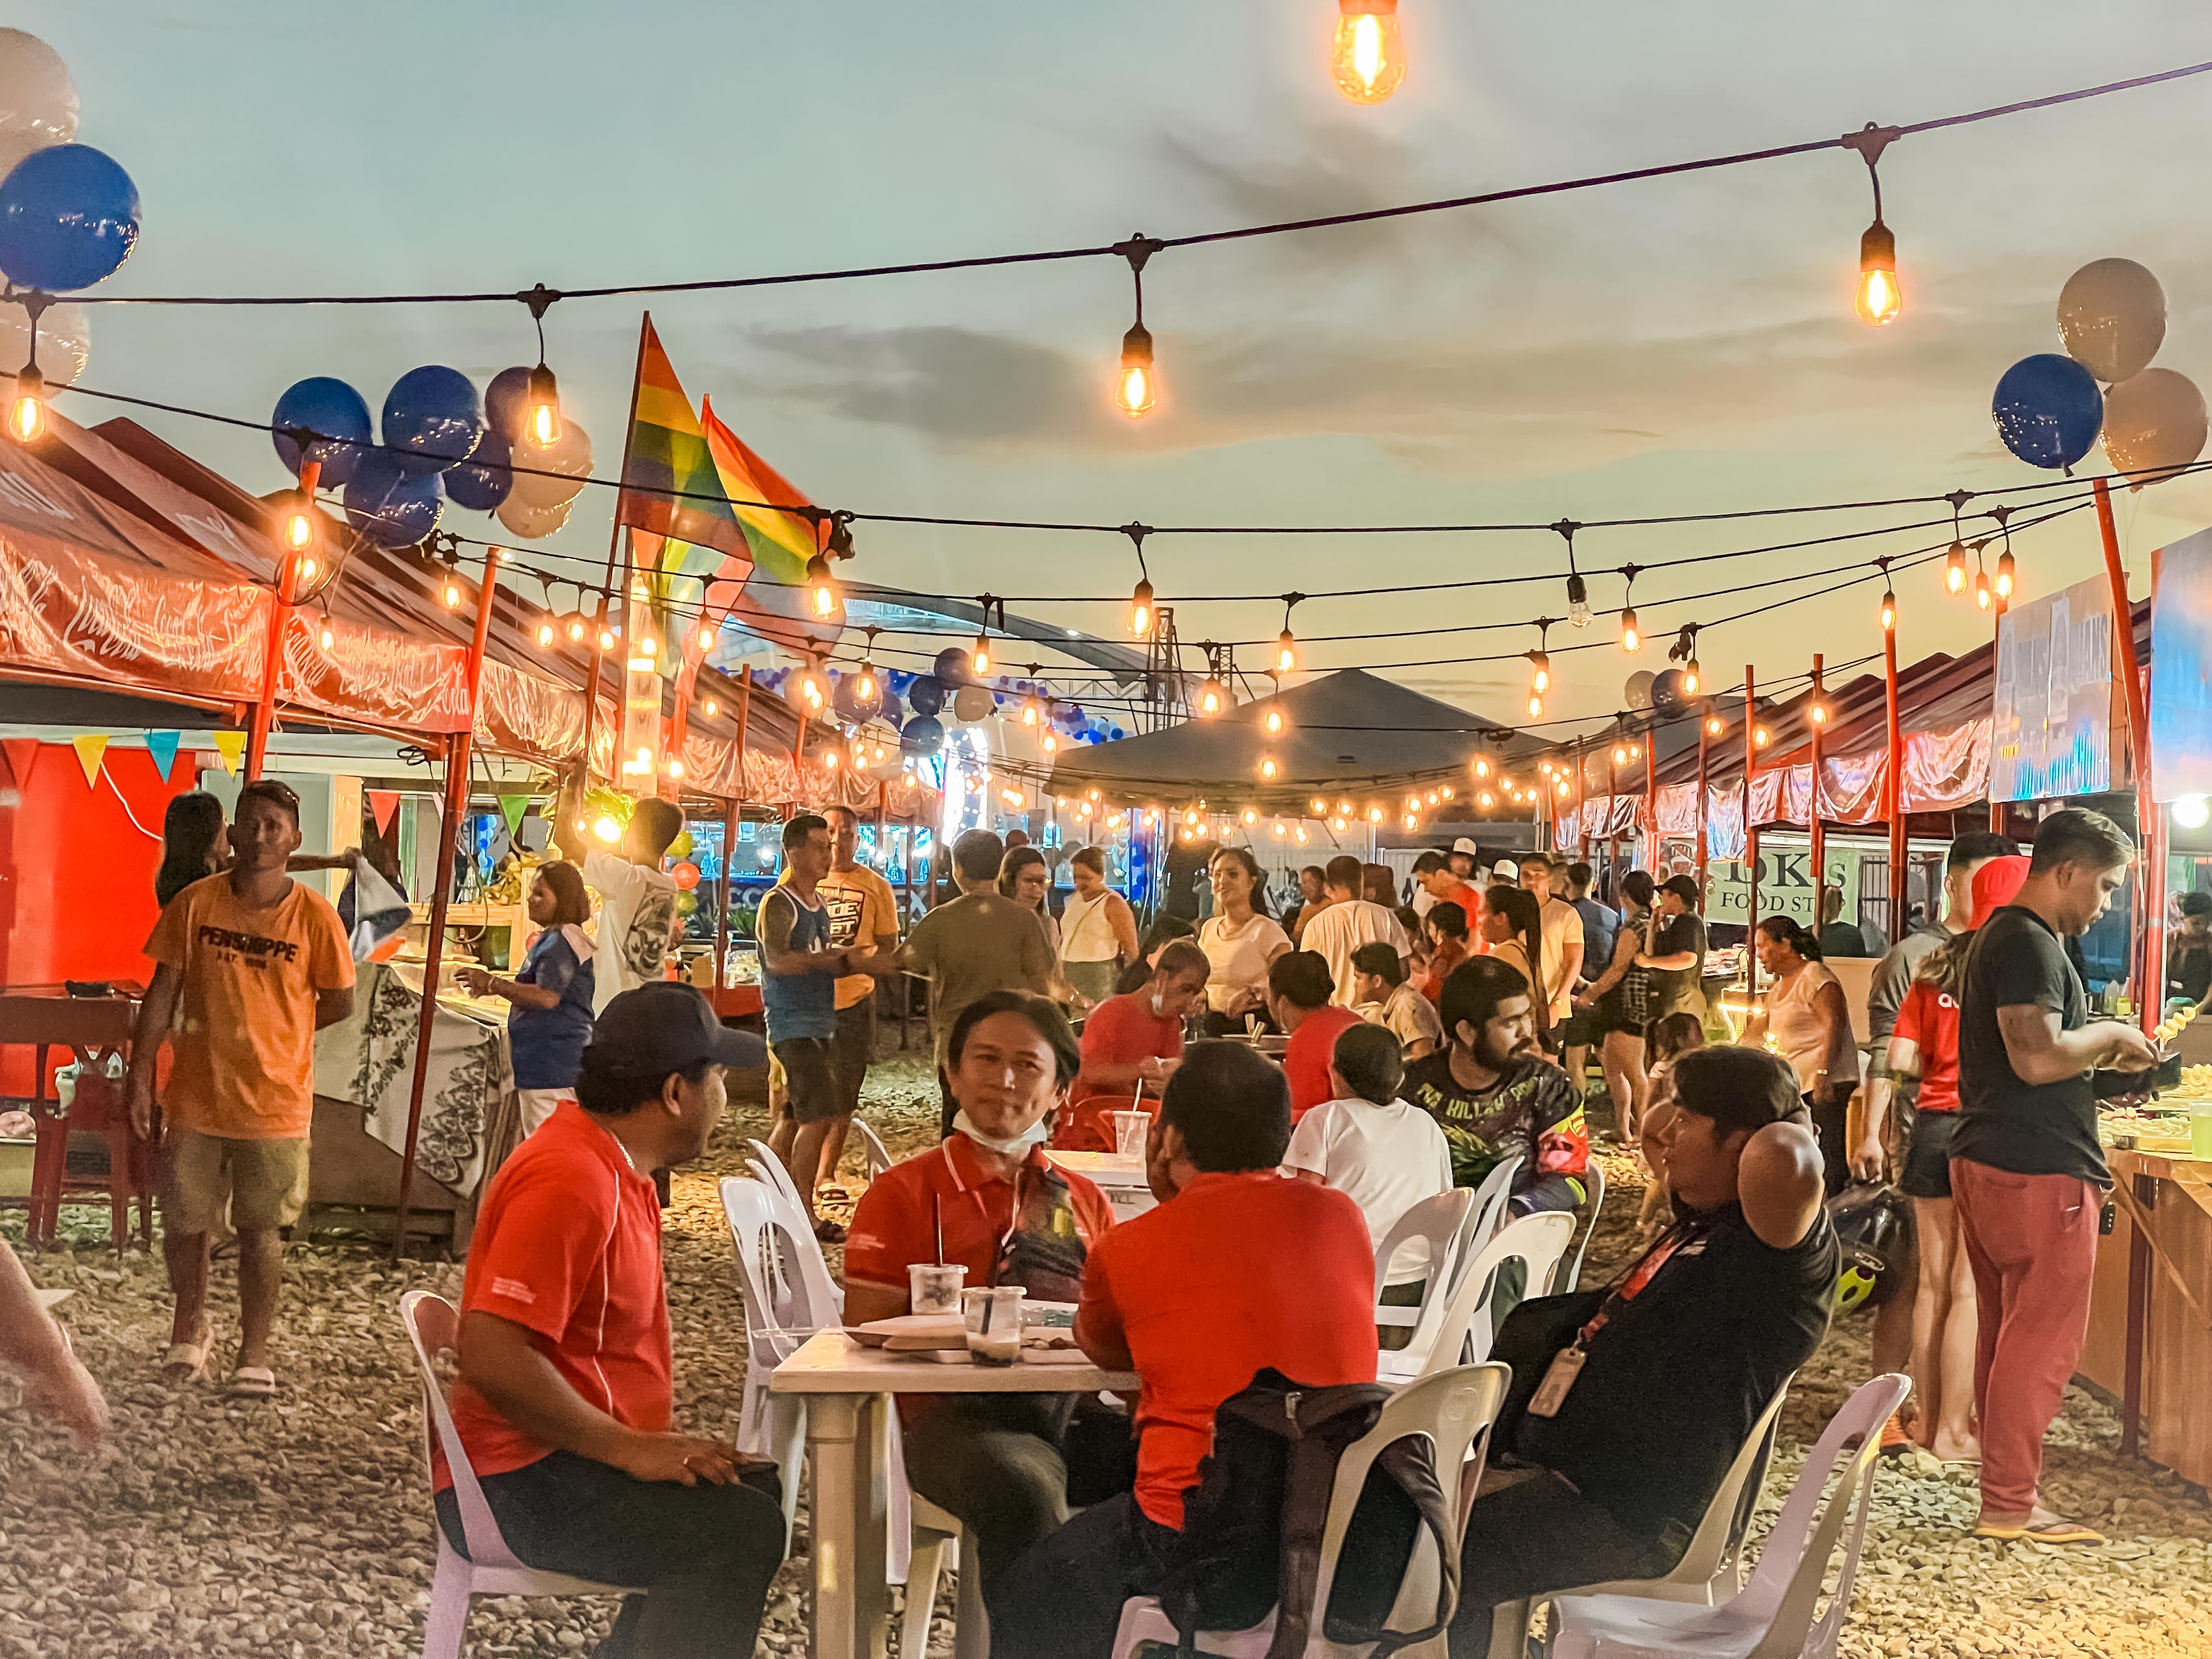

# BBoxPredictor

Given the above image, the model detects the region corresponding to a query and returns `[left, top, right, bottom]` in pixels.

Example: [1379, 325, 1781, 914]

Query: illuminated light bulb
[1880, 588, 1897, 631]
[1337, 798, 1353, 815]
[1854, 219, 1901, 327]
[823, 748, 840, 770]
[598, 624, 617, 652]
[1130, 579, 1155, 637]
[2172, 795, 2211, 830]
[1332, 815, 1348, 831]
[1295, 825, 1309, 843]
[1706, 715, 1725, 736]
[1185, 807, 1201, 826]
[1367, 805, 1384, 823]
[522, 360, 562, 448]
[295, 555, 319, 586]
[703, 696, 720, 717]
[1114, 324, 1157, 418]
[1612, 744, 1629, 765]
[1478, 790, 1495, 809]
[1471, 759, 1489, 780]
[1440, 786, 1453, 800]
[1198, 678, 1228, 716]
[1404, 813, 1419, 830]
[1810, 702, 1829, 726]
[1263, 708, 1285, 736]
[1406, 794, 1420, 810]
[1974, 569, 1991, 611]
[1683, 659, 1701, 696]
[666, 757, 686, 778]
[1020, 695, 1040, 726]
[1527, 692, 1544, 720]
[6, 360, 44, 442]
[805, 554, 840, 619]
[536, 619, 556, 648]
[566, 614, 588, 644]
[1528, 651, 1550, 694]
[1944, 541, 1967, 595]
[972, 633, 992, 676]
[1620, 606, 1641, 654]
[1273, 819, 1286, 838]
[1754, 726, 1771, 748]
[1042, 730, 1058, 753]
[1995, 550, 2015, 600]
[1242, 807, 1259, 826]
[1276, 629, 1297, 674]
[695, 623, 718, 654]
[857, 665, 880, 703]
[1088, 788, 1103, 802]
[1555, 778, 1571, 797]
[283, 496, 316, 554]
[1540, 761, 1555, 775]
[1427, 790, 1439, 804]
[319, 618, 335, 650]
[1629, 743, 1641, 760]
[591, 814, 623, 843]
[1330, 0, 1406, 104]
[1260, 756, 1279, 780]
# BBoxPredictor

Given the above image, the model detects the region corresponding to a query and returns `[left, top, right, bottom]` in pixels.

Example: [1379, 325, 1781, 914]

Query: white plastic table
[771, 1329, 1139, 1659]
[1046, 1148, 1158, 1218]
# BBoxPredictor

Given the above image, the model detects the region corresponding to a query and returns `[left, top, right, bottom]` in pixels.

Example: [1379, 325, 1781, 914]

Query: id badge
[1526, 1345, 1587, 1418]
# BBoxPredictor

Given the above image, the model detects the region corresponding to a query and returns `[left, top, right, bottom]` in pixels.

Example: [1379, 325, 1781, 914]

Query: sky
[18, 0, 2212, 739]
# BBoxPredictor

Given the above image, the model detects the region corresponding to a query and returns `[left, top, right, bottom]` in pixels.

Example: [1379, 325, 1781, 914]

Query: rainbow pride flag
[702, 394, 821, 590]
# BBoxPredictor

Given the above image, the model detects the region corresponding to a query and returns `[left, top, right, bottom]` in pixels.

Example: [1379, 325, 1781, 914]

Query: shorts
[831, 998, 874, 1118]
[1898, 1109, 1960, 1199]
[1557, 1010, 1598, 1048]
[771, 1037, 842, 1126]
[515, 1089, 572, 1137]
[163, 1128, 310, 1233]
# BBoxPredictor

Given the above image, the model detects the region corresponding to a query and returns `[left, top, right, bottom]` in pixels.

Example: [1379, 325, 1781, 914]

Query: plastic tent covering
[1043, 668, 1545, 805]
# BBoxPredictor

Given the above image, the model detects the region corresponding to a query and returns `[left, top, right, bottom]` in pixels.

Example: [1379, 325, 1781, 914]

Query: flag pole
[580, 313, 653, 789]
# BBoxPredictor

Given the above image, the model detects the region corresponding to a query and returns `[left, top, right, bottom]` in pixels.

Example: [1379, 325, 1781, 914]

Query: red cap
[1967, 854, 2032, 929]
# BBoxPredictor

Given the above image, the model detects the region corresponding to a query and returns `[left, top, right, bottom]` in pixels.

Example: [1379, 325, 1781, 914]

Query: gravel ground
[0, 1053, 2203, 1658]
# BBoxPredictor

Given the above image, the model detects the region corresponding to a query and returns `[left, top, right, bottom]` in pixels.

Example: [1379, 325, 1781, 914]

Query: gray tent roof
[1045, 668, 1544, 806]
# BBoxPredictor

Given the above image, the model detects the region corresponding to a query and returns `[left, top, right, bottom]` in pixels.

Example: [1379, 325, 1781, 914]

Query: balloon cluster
[750, 659, 1126, 766]
[271, 365, 595, 549]
[1993, 259, 2205, 487]
[0, 31, 139, 397]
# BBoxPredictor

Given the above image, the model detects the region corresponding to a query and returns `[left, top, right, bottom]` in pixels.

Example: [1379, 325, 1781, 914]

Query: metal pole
[394, 545, 503, 1255]
[1574, 736, 1589, 861]
[733, 665, 754, 803]
[1605, 741, 1619, 891]
[1644, 738, 1659, 873]
[1884, 616, 1908, 944]
[245, 460, 315, 781]
[1745, 665, 1760, 1003]
[714, 794, 740, 998]
[1694, 712, 1710, 899]
[1989, 585, 2010, 835]
[1809, 653, 1827, 937]
[579, 315, 652, 787]
[2095, 477, 2158, 1033]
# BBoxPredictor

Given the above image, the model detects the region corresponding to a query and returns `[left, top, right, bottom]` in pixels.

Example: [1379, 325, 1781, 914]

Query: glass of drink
[909, 1262, 967, 1316]
[2192, 1100, 2212, 1160]
[1111, 1110, 1151, 1158]
[961, 1286, 1026, 1366]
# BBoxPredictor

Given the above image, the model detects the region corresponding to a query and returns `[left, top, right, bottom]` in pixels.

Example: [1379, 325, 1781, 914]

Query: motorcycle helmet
[1827, 1181, 1910, 1314]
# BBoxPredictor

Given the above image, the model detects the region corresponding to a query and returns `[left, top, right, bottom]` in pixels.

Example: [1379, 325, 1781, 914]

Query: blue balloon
[1993, 353, 2104, 472]
[933, 647, 972, 689]
[483, 365, 534, 443]
[901, 715, 946, 757]
[442, 427, 512, 511]
[382, 365, 484, 477]
[0, 145, 140, 291]
[270, 377, 373, 488]
[342, 452, 444, 548]
[1108, 726, 1125, 741]
[878, 686, 904, 729]
[907, 675, 946, 716]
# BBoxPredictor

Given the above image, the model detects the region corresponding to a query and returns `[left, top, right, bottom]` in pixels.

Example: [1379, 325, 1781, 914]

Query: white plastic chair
[746, 1136, 806, 1211]
[1373, 1188, 1477, 1354]
[1465, 1154, 1525, 1250]
[400, 1291, 642, 1659]
[853, 1118, 896, 1179]
[1548, 1374, 1911, 1659]
[1108, 1363, 1512, 1659]
[740, 1155, 846, 1323]
[1399, 1211, 1575, 1380]
[1550, 1160, 1608, 1295]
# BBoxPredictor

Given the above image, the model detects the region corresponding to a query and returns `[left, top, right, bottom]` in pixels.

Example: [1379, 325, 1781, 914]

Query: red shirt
[847, 1135, 1116, 1296]
[1283, 1006, 1366, 1121]
[1073, 990, 1184, 1107]
[1079, 1171, 1377, 1526]
[439, 1102, 672, 1488]
[1893, 979, 1962, 1113]
[1429, 884, 1480, 938]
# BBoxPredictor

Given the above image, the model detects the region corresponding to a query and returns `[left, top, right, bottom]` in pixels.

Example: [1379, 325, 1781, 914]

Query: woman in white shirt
[1283, 1021, 1452, 1284]
[1745, 915, 1859, 1188]
[1197, 845, 1291, 1032]
[1057, 845, 1139, 1009]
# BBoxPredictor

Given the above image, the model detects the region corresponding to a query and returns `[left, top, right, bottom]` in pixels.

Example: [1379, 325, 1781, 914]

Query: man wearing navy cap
[438, 983, 781, 1658]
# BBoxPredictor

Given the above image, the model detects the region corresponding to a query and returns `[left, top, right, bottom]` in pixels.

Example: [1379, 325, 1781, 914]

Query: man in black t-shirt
[1638, 875, 1708, 1022]
[1447, 1046, 1834, 1655]
[1953, 808, 2157, 1546]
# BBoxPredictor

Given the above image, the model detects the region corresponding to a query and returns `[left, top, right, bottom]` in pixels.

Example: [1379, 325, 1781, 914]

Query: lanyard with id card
[1526, 1215, 1712, 1417]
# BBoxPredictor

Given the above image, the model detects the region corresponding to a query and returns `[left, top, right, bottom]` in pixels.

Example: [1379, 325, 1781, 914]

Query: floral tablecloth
[314, 962, 518, 1198]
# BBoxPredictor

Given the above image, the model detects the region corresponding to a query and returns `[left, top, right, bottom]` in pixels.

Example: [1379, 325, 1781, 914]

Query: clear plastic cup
[961, 1286, 1026, 1366]
[909, 1262, 967, 1316]
[1111, 1110, 1152, 1157]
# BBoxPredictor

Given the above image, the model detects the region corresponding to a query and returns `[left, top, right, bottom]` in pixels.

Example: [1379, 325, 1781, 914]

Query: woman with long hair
[1574, 869, 1656, 1144]
[1196, 845, 1291, 1032]
[1414, 900, 1471, 1004]
[1854, 854, 2030, 1463]
[155, 793, 228, 910]
[1479, 883, 1550, 1049]
[456, 861, 597, 1133]
[1746, 914, 1857, 1182]
[997, 845, 1057, 952]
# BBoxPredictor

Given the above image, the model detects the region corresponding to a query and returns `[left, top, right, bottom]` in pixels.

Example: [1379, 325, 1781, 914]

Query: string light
[1843, 125, 1902, 327]
[1618, 566, 1643, 654]
[971, 626, 992, 677]
[1879, 584, 1897, 631]
[1242, 807, 1259, 826]
[1974, 566, 1991, 611]
[1338, 798, 1353, 815]
[1041, 729, 1058, 753]
[318, 611, 335, 651]
[536, 618, 556, 647]
[1263, 707, 1286, 735]
[1111, 236, 1162, 418]
[1312, 797, 1328, 814]
[1470, 759, 1490, 780]
[1555, 521, 1592, 629]
[1330, 0, 1406, 105]
[6, 297, 47, 443]
[805, 554, 840, 619]
[1754, 725, 1771, 748]
[443, 578, 463, 609]
[597, 621, 618, 652]
[519, 285, 563, 447]
[1276, 594, 1301, 674]
[281, 479, 317, 553]
[1612, 743, 1629, 765]
[1477, 790, 1495, 809]
[565, 613, 589, 644]
[1198, 677, 1229, 716]
[1706, 714, 1726, 736]
[703, 696, 720, 717]
[1943, 492, 1968, 594]
[1810, 700, 1829, 726]
[1527, 619, 1551, 719]
[1260, 755, 1279, 780]
[1367, 804, 1384, 823]
[1993, 505, 2016, 600]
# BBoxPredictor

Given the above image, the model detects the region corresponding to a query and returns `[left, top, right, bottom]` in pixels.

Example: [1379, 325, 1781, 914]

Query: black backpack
[1151, 1368, 1465, 1659]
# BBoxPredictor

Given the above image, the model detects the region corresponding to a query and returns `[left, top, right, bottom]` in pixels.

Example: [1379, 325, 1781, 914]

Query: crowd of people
[76, 788, 2170, 1656]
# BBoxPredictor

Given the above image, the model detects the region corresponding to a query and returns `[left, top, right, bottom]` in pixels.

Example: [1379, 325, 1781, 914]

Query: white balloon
[0, 298, 86, 390]
[0, 31, 76, 157]
[952, 684, 994, 723]
[494, 493, 574, 539]
[2057, 258, 2166, 385]
[1623, 670, 1655, 710]
[2103, 367, 2207, 489]
[507, 420, 593, 511]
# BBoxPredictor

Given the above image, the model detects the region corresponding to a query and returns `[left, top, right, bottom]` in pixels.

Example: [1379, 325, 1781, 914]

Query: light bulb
[1130, 579, 1155, 637]
[592, 814, 623, 844]
[972, 634, 991, 676]
[1276, 629, 1297, 674]
[1706, 716, 1725, 736]
[1368, 805, 1384, 823]
[524, 363, 562, 448]
[566, 614, 588, 643]
[703, 696, 720, 717]
[1880, 588, 1897, 630]
[284, 495, 315, 553]
[1528, 650, 1551, 693]
[1754, 726, 1771, 748]
[1613, 744, 1628, 765]
[1260, 756, 1279, 780]
[1854, 221, 1901, 327]
[1404, 813, 1419, 830]
[319, 618, 335, 650]
[1556, 779, 1571, 797]
[2172, 795, 2211, 830]
[296, 554, 318, 584]
[443, 579, 462, 609]
[1338, 798, 1352, 815]
[1620, 607, 1641, 654]
[1566, 572, 1591, 629]
[536, 619, 556, 647]
[1115, 324, 1157, 418]
[1471, 760, 1489, 780]
[667, 757, 686, 778]
[695, 623, 718, 654]
[1440, 785, 1453, 799]
[1330, 0, 1406, 104]
[1975, 570, 1991, 611]
[805, 554, 840, 620]
[1273, 819, 1287, 837]
[598, 625, 617, 652]
[7, 362, 44, 443]
[1333, 815, 1349, 831]
[1478, 791, 1494, 809]
[1089, 788, 1103, 802]
[640, 636, 657, 658]
[1527, 692, 1544, 719]
[1810, 703, 1828, 726]
[1243, 808, 1259, 826]
[1042, 730, 1058, 753]
[1683, 660, 1701, 696]
[1629, 743, 1641, 759]
[1198, 678, 1227, 716]
[1995, 551, 2015, 600]
[1945, 541, 1967, 595]
[1021, 696, 1040, 726]
[823, 749, 839, 770]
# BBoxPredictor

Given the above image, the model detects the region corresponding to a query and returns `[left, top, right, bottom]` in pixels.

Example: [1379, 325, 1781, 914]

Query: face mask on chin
[953, 1108, 1051, 1157]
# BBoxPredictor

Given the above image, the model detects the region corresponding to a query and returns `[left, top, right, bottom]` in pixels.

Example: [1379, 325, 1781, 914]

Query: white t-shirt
[1300, 899, 1414, 1007]
[1198, 911, 1291, 1014]
[1282, 1096, 1453, 1282]
[583, 850, 681, 1014]
[1536, 895, 1587, 1021]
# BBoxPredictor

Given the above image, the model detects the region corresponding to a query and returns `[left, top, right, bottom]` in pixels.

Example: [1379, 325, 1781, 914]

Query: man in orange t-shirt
[126, 780, 354, 1399]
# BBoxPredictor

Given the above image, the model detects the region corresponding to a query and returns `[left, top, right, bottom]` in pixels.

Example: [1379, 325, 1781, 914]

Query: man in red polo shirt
[439, 983, 784, 1659]
[1268, 949, 1366, 1120]
[986, 1041, 1378, 1659]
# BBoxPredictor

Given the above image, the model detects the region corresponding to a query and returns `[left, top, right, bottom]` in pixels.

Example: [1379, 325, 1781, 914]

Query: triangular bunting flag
[368, 790, 401, 836]
[144, 731, 182, 782]
[211, 731, 246, 775]
[0, 737, 37, 787]
[71, 734, 109, 789]
[498, 794, 530, 835]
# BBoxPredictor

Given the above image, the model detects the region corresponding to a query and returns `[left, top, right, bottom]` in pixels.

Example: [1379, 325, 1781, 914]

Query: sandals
[160, 1317, 215, 1384]
[1972, 1516, 2103, 1546]
[228, 1365, 277, 1401]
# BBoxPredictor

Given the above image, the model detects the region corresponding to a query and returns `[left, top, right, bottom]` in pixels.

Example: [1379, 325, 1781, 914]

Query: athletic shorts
[163, 1128, 310, 1233]
[771, 1037, 842, 1126]
[1898, 1109, 1960, 1200]
[1557, 1010, 1598, 1048]
[831, 998, 874, 1118]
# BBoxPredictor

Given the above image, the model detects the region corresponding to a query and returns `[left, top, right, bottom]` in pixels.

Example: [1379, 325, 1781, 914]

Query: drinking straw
[934, 1192, 944, 1265]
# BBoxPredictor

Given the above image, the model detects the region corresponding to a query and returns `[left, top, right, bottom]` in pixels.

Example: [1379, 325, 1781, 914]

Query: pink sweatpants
[1949, 1158, 2101, 1517]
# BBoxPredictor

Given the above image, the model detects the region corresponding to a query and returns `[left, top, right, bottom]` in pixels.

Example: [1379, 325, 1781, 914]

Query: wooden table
[0, 987, 148, 1248]
[770, 1329, 1139, 1659]
[2081, 1145, 2212, 1484]
[1046, 1149, 1158, 1219]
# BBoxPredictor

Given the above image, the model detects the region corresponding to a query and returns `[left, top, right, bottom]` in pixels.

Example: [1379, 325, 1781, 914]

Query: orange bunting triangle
[368, 790, 401, 835]
[0, 737, 36, 787]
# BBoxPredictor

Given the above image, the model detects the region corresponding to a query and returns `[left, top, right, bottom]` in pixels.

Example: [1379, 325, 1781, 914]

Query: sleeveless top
[1061, 888, 1120, 963]
[1766, 961, 1842, 1091]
